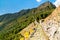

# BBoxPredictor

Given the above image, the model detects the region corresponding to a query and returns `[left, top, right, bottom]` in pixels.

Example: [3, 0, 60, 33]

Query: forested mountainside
[0, 1, 56, 40]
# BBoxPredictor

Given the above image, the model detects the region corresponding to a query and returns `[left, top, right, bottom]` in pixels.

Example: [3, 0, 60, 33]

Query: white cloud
[36, 0, 41, 2]
[54, 0, 60, 7]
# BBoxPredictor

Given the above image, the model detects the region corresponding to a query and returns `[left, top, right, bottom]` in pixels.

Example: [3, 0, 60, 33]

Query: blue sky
[0, 0, 55, 15]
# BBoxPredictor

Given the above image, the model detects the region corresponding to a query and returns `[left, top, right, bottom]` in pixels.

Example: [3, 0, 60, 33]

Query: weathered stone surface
[20, 6, 60, 40]
[40, 6, 60, 40]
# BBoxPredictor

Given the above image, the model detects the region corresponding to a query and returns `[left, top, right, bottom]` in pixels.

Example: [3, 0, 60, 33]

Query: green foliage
[0, 1, 56, 40]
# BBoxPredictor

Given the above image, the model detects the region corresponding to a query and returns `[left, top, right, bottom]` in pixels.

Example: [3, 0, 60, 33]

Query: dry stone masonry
[20, 6, 60, 40]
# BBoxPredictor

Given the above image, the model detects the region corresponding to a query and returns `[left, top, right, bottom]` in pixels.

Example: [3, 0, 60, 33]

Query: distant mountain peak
[38, 1, 56, 9]
[41, 1, 53, 5]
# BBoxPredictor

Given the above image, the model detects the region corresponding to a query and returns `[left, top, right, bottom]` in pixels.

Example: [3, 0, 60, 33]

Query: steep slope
[0, 1, 56, 40]
[19, 6, 60, 40]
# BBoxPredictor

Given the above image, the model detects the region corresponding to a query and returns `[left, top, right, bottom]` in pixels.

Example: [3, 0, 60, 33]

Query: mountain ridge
[0, 1, 56, 40]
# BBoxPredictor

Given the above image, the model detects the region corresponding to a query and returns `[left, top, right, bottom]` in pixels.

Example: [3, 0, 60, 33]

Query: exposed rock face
[20, 6, 60, 40]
